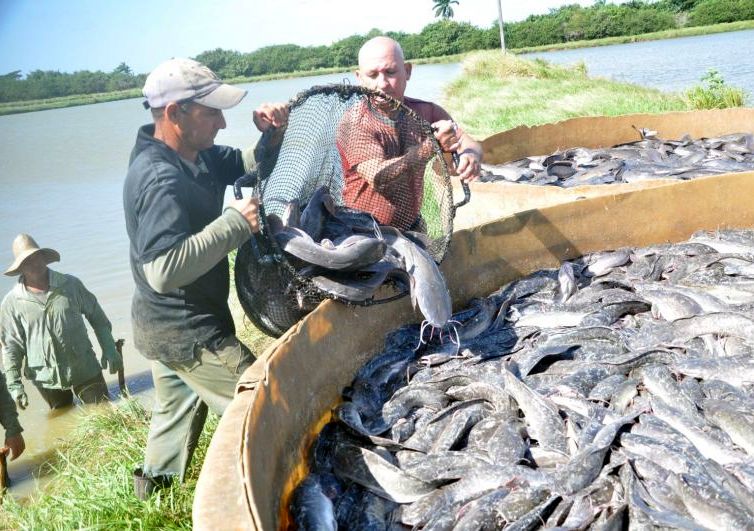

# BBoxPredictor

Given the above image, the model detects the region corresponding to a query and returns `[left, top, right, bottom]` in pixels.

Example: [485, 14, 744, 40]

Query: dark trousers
[35, 372, 109, 409]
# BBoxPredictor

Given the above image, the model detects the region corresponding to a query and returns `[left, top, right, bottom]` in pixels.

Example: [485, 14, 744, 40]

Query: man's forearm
[1, 355, 23, 393]
[93, 325, 117, 352]
[143, 208, 252, 294]
[0, 373, 22, 436]
[359, 140, 434, 191]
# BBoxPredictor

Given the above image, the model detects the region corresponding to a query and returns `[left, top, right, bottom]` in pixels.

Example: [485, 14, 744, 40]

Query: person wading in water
[0, 234, 122, 411]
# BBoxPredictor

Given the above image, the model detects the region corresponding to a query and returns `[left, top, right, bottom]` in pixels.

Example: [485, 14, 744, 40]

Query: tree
[433, 0, 459, 19]
[112, 62, 133, 77]
[434, 0, 506, 52]
[194, 48, 242, 78]
[331, 34, 369, 67]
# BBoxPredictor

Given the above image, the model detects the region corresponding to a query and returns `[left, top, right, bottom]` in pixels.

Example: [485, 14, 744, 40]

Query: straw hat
[4, 234, 60, 276]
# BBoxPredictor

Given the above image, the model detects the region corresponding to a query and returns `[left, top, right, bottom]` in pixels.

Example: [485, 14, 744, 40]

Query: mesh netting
[235, 84, 459, 337]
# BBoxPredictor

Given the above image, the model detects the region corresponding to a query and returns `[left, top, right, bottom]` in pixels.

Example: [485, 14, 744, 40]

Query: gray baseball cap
[142, 58, 247, 110]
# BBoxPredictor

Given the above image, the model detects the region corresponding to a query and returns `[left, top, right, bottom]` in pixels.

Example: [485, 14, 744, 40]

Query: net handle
[451, 151, 472, 214]
[454, 180, 471, 213]
[233, 171, 258, 200]
[233, 172, 278, 266]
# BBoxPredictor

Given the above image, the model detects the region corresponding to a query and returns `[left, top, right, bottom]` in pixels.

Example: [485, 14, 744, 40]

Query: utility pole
[496, 0, 506, 52]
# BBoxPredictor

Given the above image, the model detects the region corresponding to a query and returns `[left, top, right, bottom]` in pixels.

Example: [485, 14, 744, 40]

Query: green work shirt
[0, 270, 110, 391]
[0, 371, 22, 437]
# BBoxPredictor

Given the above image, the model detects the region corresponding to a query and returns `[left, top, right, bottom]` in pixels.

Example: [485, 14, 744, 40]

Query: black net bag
[234, 84, 469, 337]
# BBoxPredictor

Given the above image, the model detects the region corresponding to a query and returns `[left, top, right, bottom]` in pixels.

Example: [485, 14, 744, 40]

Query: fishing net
[234, 84, 467, 337]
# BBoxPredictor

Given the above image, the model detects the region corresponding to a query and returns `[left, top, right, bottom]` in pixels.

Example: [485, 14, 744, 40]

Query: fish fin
[408, 267, 418, 309]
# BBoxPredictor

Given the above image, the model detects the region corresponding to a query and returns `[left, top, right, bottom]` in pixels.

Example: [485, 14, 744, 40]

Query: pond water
[525, 29, 754, 98]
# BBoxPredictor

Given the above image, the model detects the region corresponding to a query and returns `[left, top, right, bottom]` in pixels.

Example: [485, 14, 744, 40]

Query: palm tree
[431, 0, 506, 52]
[433, 0, 459, 19]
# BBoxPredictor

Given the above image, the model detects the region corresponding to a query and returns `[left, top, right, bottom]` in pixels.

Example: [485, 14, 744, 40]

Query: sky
[0, 0, 599, 76]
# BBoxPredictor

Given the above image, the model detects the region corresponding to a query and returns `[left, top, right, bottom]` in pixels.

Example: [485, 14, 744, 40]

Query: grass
[442, 51, 698, 139]
[0, 399, 216, 530]
[0, 89, 143, 115]
[685, 68, 747, 109]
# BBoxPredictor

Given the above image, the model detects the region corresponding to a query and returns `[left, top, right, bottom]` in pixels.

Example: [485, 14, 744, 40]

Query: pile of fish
[479, 129, 754, 187]
[290, 228, 754, 530]
[267, 186, 452, 330]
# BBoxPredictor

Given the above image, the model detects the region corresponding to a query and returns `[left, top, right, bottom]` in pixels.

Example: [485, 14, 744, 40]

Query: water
[525, 29, 754, 98]
[0, 62, 461, 497]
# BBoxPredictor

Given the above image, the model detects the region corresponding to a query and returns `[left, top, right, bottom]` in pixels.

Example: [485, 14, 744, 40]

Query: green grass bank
[0, 399, 216, 530]
[441, 50, 747, 139]
[2, 50, 747, 528]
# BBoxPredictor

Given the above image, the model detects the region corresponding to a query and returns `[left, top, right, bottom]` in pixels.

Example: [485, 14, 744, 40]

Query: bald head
[358, 37, 405, 67]
[356, 36, 411, 101]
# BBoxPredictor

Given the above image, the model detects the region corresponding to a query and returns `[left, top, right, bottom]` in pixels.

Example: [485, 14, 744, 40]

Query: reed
[685, 69, 747, 109]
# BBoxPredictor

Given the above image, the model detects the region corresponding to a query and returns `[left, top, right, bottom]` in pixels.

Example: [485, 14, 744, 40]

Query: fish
[299, 185, 336, 241]
[291, 228, 754, 529]
[502, 367, 568, 454]
[557, 261, 577, 303]
[702, 399, 754, 457]
[382, 227, 452, 331]
[289, 474, 338, 531]
[237, 185, 454, 339]
[480, 130, 754, 187]
[275, 227, 387, 272]
[331, 444, 436, 503]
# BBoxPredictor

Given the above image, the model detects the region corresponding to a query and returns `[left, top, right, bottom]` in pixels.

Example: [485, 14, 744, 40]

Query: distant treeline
[0, 63, 146, 104]
[1, 0, 752, 104]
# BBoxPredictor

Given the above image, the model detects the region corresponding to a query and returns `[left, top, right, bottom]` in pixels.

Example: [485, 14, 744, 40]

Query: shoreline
[2, 21, 752, 116]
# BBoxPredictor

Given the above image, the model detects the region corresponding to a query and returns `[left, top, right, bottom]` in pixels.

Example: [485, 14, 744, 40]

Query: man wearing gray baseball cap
[123, 57, 287, 499]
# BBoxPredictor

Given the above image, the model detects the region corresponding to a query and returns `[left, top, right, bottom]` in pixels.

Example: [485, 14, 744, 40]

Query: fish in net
[235, 84, 469, 338]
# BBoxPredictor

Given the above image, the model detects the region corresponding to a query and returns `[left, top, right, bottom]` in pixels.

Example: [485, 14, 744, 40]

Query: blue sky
[1, 0, 598, 76]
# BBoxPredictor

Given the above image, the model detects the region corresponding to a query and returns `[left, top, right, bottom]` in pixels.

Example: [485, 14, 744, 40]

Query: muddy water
[0, 62, 462, 497]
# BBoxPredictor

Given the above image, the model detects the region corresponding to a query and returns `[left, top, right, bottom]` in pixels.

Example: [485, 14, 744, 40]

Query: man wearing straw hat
[124, 57, 287, 499]
[0, 234, 122, 410]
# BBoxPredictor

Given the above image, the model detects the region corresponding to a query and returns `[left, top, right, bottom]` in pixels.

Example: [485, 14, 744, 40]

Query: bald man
[336, 36, 482, 230]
